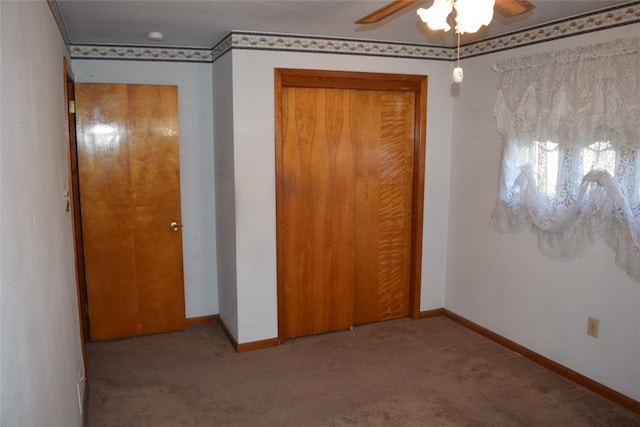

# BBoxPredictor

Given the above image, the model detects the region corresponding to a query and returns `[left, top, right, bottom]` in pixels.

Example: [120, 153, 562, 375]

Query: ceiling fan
[355, 0, 535, 25]
[355, 0, 534, 83]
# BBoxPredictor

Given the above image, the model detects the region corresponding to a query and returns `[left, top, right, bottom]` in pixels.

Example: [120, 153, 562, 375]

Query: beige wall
[223, 50, 454, 344]
[1, 2, 84, 425]
[447, 24, 640, 400]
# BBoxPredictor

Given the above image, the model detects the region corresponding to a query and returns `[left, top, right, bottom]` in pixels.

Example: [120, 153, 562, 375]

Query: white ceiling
[57, 0, 635, 48]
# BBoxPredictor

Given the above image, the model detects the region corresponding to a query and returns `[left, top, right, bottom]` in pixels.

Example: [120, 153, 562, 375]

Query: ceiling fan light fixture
[417, 0, 453, 32]
[417, 0, 495, 34]
[454, 0, 495, 34]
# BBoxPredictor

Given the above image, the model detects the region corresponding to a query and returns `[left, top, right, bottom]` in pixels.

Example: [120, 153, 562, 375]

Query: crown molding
[47, 0, 70, 46]
[61, 1, 640, 63]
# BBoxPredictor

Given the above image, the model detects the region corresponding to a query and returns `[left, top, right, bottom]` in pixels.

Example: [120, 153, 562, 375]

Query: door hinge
[68, 100, 76, 114]
[82, 303, 89, 316]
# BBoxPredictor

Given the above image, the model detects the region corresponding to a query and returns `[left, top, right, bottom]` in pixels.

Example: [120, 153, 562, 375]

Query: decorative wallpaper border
[69, 44, 213, 62]
[461, 1, 640, 58]
[64, 1, 640, 63]
[220, 32, 453, 61]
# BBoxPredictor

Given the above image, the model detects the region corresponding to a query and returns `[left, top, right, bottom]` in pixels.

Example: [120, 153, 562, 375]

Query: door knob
[170, 221, 180, 232]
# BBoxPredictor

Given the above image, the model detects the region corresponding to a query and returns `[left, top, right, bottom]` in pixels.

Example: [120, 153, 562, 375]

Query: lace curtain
[491, 38, 640, 281]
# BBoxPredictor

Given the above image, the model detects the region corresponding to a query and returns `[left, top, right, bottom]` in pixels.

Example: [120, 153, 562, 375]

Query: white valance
[494, 38, 640, 149]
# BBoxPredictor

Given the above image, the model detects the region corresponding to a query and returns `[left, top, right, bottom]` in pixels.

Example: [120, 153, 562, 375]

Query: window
[491, 38, 640, 281]
[525, 140, 559, 198]
[517, 140, 638, 205]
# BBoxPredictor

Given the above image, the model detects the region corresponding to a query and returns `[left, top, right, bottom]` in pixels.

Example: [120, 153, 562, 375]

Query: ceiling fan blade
[355, 0, 417, 25]
[494, 0, 535, 17]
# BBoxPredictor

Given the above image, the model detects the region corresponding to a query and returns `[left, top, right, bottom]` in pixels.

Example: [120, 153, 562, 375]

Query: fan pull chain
[457, 31, 460, 67]
[453, 31, 463, 83]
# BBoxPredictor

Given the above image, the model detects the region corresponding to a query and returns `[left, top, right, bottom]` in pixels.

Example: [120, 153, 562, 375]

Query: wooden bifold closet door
[276, 69, 427, 340]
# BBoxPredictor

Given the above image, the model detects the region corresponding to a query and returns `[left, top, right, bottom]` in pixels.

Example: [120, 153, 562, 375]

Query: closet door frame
[274, 68, 427, 343]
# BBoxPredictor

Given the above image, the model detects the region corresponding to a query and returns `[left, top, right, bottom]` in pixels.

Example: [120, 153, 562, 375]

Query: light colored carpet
[86, 316, 640, 426]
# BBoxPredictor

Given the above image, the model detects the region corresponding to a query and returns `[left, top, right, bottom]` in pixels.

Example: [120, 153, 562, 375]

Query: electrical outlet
[587, 317, 600, 338]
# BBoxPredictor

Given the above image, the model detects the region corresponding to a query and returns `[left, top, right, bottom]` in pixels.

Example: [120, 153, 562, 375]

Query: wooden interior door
[277, 70, 426, 340]
[353, 91, 415, 325]
[280, 87, 357, 337]
[75, 83, 186, 341]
